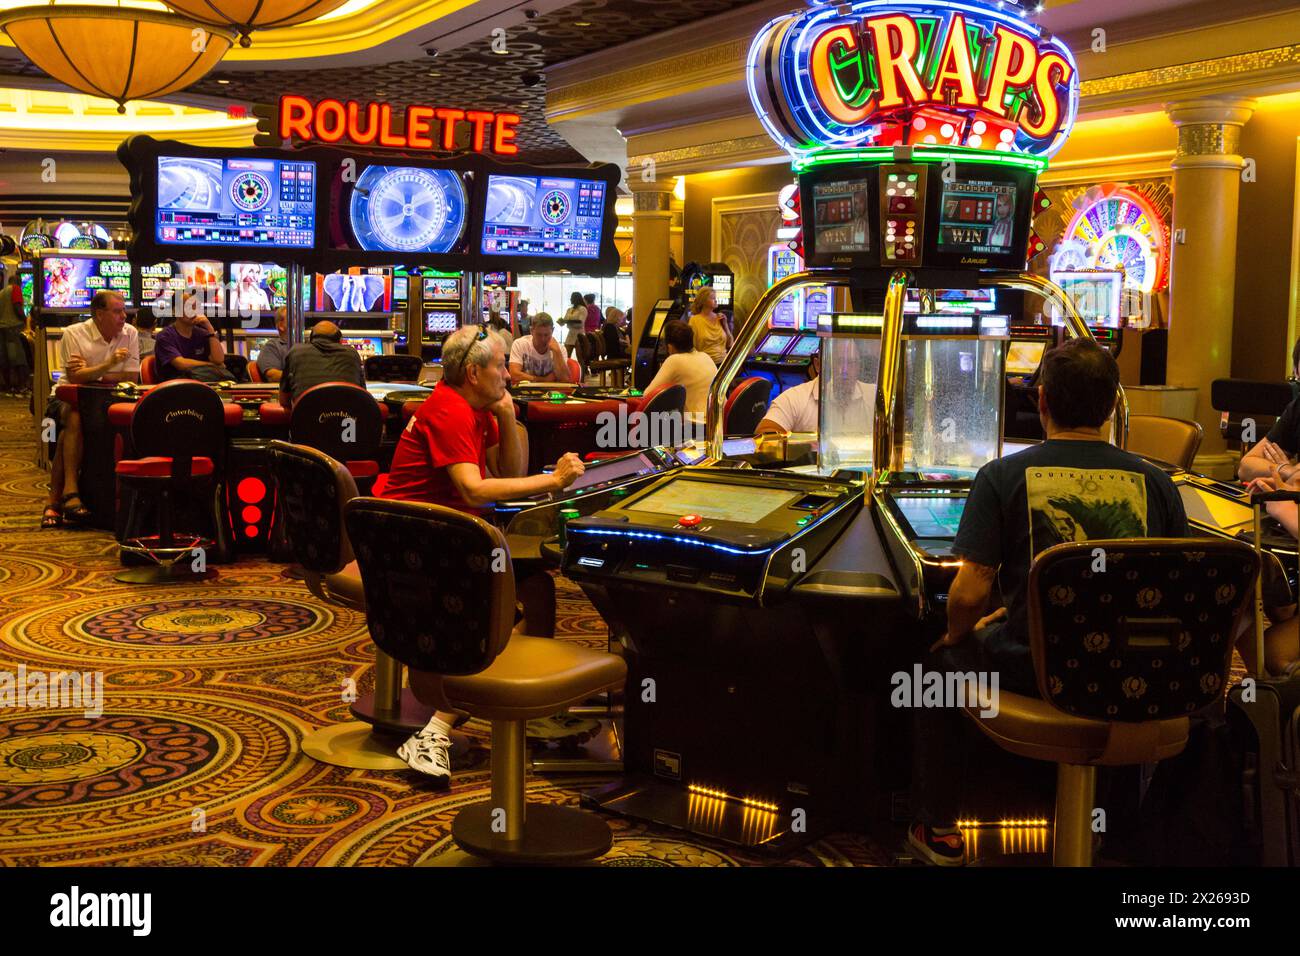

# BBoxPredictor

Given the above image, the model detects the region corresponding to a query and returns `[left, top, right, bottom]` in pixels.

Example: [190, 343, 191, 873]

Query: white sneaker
[397, 729, 452, 784]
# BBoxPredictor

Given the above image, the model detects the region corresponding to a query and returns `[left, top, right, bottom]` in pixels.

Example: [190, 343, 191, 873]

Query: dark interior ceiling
[0, 0, 761, 165]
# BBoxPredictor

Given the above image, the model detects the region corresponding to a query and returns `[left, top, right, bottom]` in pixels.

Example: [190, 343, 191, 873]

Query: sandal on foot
[40, 505, 63, 529]
[60, 493, 91, 524]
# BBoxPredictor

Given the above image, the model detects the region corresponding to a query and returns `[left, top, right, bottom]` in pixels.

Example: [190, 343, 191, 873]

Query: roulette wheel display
[349, 166, 468, 254]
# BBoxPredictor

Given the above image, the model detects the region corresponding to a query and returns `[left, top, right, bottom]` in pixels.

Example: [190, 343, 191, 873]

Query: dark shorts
[0, 325, 27, 369]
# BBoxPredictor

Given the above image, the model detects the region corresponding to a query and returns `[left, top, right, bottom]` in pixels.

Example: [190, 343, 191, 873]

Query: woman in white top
[645, 319, 717, 421]
[562, 291, 587, 357]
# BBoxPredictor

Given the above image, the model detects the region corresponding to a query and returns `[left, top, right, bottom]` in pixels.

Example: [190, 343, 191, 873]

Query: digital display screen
[156, 155, 316, 248]
[393, 276, 409, 302]
[348, 165, 468, 254]
[1179, 485, 1253, 533]
[893, 495, 968, 539]
[713, 274, 733, 307]
[315, 271, 392, 313]
[483, 271, 510, 286]
[937, 178, 1020, 254]
[41, 257, 133, 309]
[812, 179, 872, 254]
[804, 290, 829, 329]
[425, 311, 459, 333]
[567, 452, 659, 493]
[423, 277, 461, 301]
[230, 262, 286, 312]
[758, 332, 797, 357]
[20, 268, 34, 310]
[1006, 341, 1047, 375]
[140, 262, 183, 306]
[1055, 272, 1124, 329]
[788, 335, 822, 358]
[626, 479, 800, 524]
[342, 336, 384, 357]
[481, 174, 606, 259]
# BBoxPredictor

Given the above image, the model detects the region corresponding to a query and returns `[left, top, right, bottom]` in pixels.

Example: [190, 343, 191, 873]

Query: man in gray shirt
[280, 320, 365, 408]
[256, 307, 290, 383]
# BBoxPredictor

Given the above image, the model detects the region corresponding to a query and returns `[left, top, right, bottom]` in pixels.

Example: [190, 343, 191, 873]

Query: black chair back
[130, 380, 228, 478]
[602, 323, 625, 360]
[223, 353, 251, 383]
[344, 497, 515, 675]
[1028, 539, 1259, 722]
[641, 383, 686, 418]
[268, 441, 357, 575]
[364, 354, 424, 383]
[724, 377, 773, 435]
[289, 382, 383, 465]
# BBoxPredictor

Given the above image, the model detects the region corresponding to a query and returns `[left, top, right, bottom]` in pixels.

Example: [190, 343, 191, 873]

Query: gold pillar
[1165, 96, 1255, 473]
[630, 183, 674, 357]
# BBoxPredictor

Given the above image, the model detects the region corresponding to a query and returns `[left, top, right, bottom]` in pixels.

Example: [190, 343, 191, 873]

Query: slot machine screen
[811, 178, 873, 255]
[393, 276, 409, 303]
[41, 257, 134, 309]
[788, 335, 822, 358]
[425, 311, 459, 334]
[937, 180, 1019, 255]
[1005, 341, 1047, 376]
[229, 262, 287, 312]
[342, 336, 384, 358]
[480, 174, 606, 259]
[423, 277, 461, 302]
[140, 262, 183, 307]
[315, 271, 393, 313]
[757, 332, 797, 358]
[1053, 272, 1124, 329]
[648, 300, 675, 337]
[19, 266, 35, 310]
[155, 155, 317, 249]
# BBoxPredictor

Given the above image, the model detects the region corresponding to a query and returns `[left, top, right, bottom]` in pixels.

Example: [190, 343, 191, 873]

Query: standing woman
[687, 286, 733, 367]
[562, 292, 587, 357]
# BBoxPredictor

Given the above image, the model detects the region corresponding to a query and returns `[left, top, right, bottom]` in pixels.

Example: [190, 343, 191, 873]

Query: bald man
[279, 320, 366, 408]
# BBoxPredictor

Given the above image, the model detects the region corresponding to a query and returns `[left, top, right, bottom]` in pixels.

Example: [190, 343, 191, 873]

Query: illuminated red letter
[866, 15, 928, 111]
[347, 100, 378, 145]
[437, 108, 466, 150]
[314, 98, 347, 143]
[493, 113, 520, 155]
[930, 15, 979, 107]
[1022, 51, 1072, 138]
[810, 25, 874, 125]
[279, 94, 313, 141]
[378, 104, 406, 148]
[981, 26, 1038, 119]
[407, 106, 435, 149]
[466, 111, 494, 153]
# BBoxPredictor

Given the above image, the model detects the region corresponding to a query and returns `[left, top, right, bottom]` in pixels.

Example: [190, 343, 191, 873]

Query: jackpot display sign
[748, 0, 1080, 161]
[41, 257, 133, 310]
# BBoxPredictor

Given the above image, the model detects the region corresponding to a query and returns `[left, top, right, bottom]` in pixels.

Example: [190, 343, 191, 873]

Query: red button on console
[678, 514, 703, 528]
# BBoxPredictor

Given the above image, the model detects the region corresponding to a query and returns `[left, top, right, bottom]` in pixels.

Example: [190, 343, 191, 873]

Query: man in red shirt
[382, 325, 586, 782]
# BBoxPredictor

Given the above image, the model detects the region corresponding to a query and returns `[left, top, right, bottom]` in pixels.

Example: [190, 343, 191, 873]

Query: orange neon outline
[436, 108, 466, 150]
[981, 25, 1038, 119]
[1022, 51, 1072, 138]
[493, 113, 521, 155]
[810, 25, 874, 125]
[278, 94, 313, 141]
[465, 111, 495, 153]
[930, 14, 980, 107]
[313, 98, 347, 143]
[377, 104, 406, 148]
[407, 106, 435, 149]
[867, 14, 928, 111]
[346, 99, 379, 145]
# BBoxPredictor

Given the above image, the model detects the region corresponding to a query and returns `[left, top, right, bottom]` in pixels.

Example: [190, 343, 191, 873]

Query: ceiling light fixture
[159, 0, 352, 47]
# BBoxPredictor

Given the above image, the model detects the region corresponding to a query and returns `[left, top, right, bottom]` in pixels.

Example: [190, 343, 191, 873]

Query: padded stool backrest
[129, 379, 227, 462]
[289, 382, 383, 464]
[1126, 415, 1203, 470]
[602, 323, 624, 360]
[724, 377, 773, 435]
[344, 497, 515, 675]
[248, 361, 264, 383]
[1028, 539, 1258, 722]
[522, 399, 623, 472]
[641, 383, 686, 418]
[364, 354, 423, 383]
[268, 440, 358, 575]
[140, 355, 157, 385]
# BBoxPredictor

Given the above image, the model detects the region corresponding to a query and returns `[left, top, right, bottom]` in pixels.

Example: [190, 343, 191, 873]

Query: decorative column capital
[1165, 96, 1257, 170]
[628, 179, 675, 217]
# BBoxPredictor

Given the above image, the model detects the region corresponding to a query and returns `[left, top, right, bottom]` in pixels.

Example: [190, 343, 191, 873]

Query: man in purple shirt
[153, 304, 226, 382]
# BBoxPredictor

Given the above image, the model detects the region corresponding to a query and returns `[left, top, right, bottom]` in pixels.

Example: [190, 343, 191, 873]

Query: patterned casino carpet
[0, 397, 887, 867]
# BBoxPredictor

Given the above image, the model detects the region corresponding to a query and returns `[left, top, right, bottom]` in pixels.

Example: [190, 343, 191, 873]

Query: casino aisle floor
[0, 396, 890, 867]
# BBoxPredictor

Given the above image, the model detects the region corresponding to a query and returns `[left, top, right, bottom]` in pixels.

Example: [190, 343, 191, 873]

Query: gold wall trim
[1081, 43, 1300, 98]
[629, 135, 782, 175]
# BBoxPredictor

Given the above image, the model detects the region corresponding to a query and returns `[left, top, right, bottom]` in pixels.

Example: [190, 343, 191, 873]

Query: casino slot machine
[562, 0, 1115, 852]
[419, 273, 464, 360]
[309, 267, 400, 357]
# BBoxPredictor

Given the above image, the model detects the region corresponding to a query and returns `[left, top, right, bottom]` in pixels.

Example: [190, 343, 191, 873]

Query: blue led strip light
[567, 526, 773, 557]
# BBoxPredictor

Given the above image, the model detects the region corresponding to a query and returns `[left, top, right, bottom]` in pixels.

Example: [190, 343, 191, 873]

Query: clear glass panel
[818, 336, 881, 474]
[901, 338, 1004, 476]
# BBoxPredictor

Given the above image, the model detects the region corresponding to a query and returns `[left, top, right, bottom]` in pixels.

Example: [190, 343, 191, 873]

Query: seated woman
[644, 319, 716, 421]
[1238, 473, 1300, 676]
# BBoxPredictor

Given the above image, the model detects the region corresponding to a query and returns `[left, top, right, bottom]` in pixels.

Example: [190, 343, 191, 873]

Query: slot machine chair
[1211, 379, 1295, 453]
[267, 383, 388, 494]
[1125, 415, 1203, 471]
[590, 326, 631, 389]
[247, 362, 264, 383]
[963, 539, 1257, 866]
[344, 497, 627, 864]
[724, 377, 773, 436]
[111, 380, 239, 583]
[268, 440, 437, 769]
[140, 355, 158, 384]
[223, 353, 251, 383]
[516, 398, 623, 475]
[584, 385, 687, 461]
[365, 354, 423, 383]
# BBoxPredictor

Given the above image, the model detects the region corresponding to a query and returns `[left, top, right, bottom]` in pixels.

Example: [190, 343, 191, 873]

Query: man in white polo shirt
[756, 352, 875, 437]
[42, 290, 139, 528]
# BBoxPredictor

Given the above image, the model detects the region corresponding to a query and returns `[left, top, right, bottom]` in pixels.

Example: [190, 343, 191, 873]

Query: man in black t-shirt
[908, 338, 1188, 866]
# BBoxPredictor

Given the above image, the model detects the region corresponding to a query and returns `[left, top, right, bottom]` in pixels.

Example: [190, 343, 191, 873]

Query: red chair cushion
[116, 456, 215, 478]
[345, 460, 380, 478]
[259, 403, 290, 426]
[401, 400, 424, 422]
[223, 403, 243, 427]
[55, 383, 78, 404]
[377, 403, 390, 420]
[583, 452, 622, 461]
[107, 402, 137, 427]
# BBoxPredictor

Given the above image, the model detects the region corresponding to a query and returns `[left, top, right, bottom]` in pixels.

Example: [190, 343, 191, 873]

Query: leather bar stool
[345, 497, 626, 864]
[962, 538, 1258, 866]
[1126, 415, 1203, 471]
[111, 380, 240, 583]
[268, 440, 437, 770]
[724, 377, 773, 436]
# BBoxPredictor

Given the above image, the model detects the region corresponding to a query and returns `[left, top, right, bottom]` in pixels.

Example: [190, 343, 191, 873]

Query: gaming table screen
[627, 479, 800, 524]
[893, 495, 968, 539]
[156, 155, 317, 249]
[41, 257, 133, 309]
[567, 452, 661, 493]
[480, 174, 606, 259]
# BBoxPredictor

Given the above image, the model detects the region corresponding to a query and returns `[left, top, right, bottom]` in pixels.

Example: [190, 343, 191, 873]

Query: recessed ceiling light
[217, 79, 229, 84]
[428, 71, 441, 76]
[574, 20, 591, 26]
